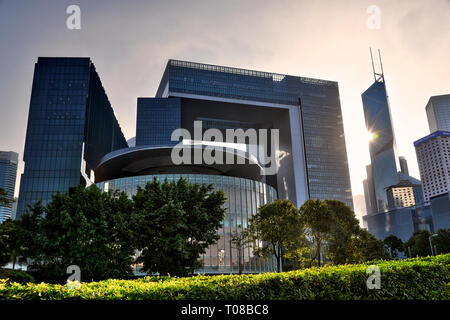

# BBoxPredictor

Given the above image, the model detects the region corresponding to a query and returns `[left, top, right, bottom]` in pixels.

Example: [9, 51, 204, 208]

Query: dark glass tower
[137, 59, 353, 208]
[17, 57, 127, 218]
[361, 50, 422, 214]
[0, 151, 18, 222]
[362, 78, 400, 213]
[136, 98, 181, 146]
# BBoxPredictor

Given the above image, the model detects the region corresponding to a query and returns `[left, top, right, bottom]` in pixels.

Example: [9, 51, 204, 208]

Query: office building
[426, 94, 450, 132]
[430, 192, 450, 230]
[95, 145, 278, 273]
[136, 59, 353, 208]
[362, 51, 420, 214]
[399, 156, 409, 176]
[414, 131, 450, 203]
[386, 180, 423, 209]
[17, 57, 128, 218]
[92, 59, 355, 273]
[361, 60, 400, 213]
[363, 164, 377, 215]
[0, 151, 18, 223]
[363, 204, 433, 241]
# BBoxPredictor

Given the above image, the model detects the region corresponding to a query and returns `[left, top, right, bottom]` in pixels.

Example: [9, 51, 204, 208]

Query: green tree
[350, 229, 390, 262]
[18, 201, 45, 266]
[325, 200, 361, 265]
[0, 219, 25, 269]
[383, 235, 404, 258]
[433, 229, 450, 254]
[0, 221, 11, 266]
[299, 199, 334, 267]
[0, 188, 14, 207]
[27, 185, 137, 283]
[404, 230, 432, 257]
[246, 199, 304, 272]
[133, 178, 226, 276]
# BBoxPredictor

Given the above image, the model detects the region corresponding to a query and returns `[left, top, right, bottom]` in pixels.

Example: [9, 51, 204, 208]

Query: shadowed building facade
[362, 77, 400, 213]
[17, 57, 127, 218]
[135, 60, 353, 209]
[95, 145, 278, 273]
[93, 59, 355, 273]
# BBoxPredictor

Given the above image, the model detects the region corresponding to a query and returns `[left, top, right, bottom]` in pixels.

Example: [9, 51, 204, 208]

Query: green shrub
[0, 254, 448, 300]
[0, 269, 35, 284]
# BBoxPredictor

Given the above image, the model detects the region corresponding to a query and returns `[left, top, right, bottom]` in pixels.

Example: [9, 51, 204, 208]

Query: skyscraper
[362, 50, 421, 214]
[363, 164, 377, 214]
[362, 54, 400, 213]
[414, 131, 450, 203]
[399, 156, 409, 176]
[91, 58, 355, 273]
[386, 180, 423, 209]
[136, 59, 353, 208]
[17, 57, 128, 218]
[426, 94, 450, 132]
[0, 151, 18, 223]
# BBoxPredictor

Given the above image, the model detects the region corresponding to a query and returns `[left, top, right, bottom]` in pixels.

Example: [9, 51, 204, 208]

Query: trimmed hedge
[0, 269, 35, 284]
[0, 254, 448, 300]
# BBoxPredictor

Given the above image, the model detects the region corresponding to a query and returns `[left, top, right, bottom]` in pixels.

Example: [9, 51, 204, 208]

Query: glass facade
[96, 174, 278, 274]
[152, 60, 353, 208]
[363, 204, 433, 241]
[17, 58, 128, 218]
[362, 80, 400, 213]
[136, 98, 181, 146]
[301, 84, 353, 208]
[0, 151, 18, 223]
[426, 94, 450, 132]
[430, 192, 450, 230]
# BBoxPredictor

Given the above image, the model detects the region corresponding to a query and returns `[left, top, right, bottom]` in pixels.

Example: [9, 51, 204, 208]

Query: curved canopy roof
[94, 144, 265, 183]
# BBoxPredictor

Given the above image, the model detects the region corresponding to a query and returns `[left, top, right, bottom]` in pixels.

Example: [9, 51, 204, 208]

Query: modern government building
[17, 57, 354, 273]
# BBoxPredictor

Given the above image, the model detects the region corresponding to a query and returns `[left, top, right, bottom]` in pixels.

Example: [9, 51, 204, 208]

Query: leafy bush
[0, 269, 35, 284]
[0, 254, 448, 300]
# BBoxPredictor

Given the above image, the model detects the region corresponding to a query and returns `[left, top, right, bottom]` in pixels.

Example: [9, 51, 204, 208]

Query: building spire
[369, 47, 384, 83]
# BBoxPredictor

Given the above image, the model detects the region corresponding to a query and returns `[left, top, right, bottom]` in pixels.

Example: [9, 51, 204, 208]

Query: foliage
[20, 185, 137, 283]
[404, 230, 432, 257]
[299, 199, 333, 267]
[324, 200, 361, 265]
[0, 269, 35, 284]
[0, 219, 24, 269]
[17, 202, 45, 266]
[350, 229, 390, 262]
[0, 188, 13, 207]
[245, 200, 305, 272]
[298, 199, 389, 266]
[0, 254, 448, 300]
[383, 235, 404, 258]
[133, 178, 226, 277]
[0, 227, 9, 266]
[434, 229, 450, 255]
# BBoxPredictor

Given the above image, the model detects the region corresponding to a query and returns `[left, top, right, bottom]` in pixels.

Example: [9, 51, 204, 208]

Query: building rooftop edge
[166, 59, 339, 86]
[413, 130, 450, 147]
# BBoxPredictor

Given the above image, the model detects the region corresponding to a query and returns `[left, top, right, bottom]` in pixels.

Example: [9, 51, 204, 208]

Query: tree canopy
[133, 178, 226, 276]
[404, 230, 433, 257]
[10, 185, 137, 283]
[245, 199, 304, 272]
[383, 235, 404, 258]
[0, 188, 13, 207]
[299, 199, 389, 266]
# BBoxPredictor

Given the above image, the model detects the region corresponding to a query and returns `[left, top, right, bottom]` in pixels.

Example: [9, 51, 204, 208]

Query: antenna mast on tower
[369, 47, 384, 82]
